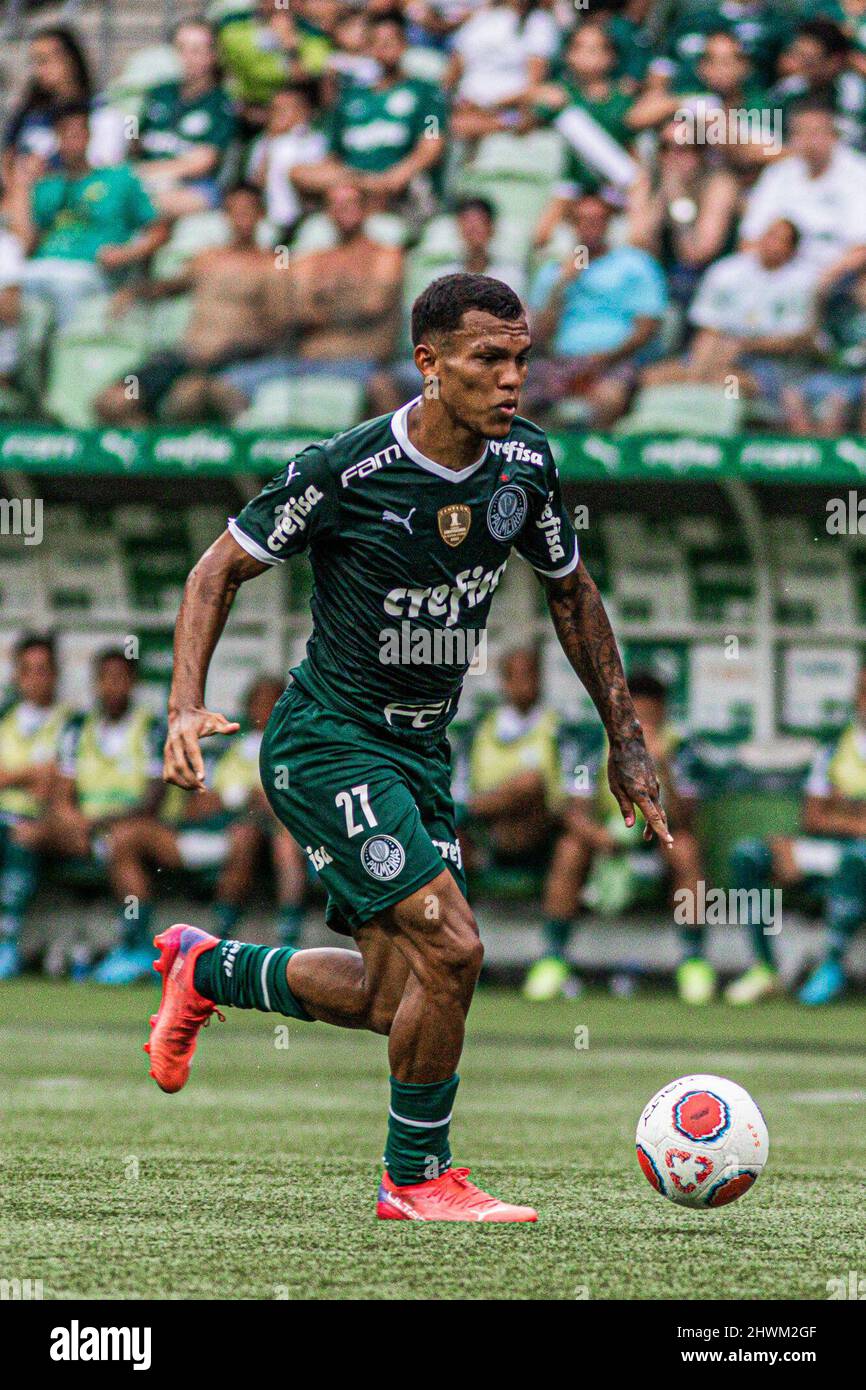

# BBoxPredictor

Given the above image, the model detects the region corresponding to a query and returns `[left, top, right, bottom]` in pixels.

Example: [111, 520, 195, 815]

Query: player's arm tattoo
[164, 532, 268, 790]
[544, 561, 671, 843]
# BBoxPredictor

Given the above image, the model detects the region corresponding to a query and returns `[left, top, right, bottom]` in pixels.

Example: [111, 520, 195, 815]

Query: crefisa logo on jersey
[361, 834, 405, 881]
[487, 485, 527, 542]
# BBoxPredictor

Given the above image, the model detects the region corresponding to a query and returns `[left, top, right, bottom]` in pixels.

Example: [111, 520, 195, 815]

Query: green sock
[678, 926, 705, 961]
[213, 900, 243, 939]
[385, 1074, 459, 1186]
[542, 916, 571, 960]
[121, 899, 153, 949]
[730, 839, 775, 968]
[193, 939, 313, 1021]
[277, 904, 305, 947]
[0, 837, 38, 941]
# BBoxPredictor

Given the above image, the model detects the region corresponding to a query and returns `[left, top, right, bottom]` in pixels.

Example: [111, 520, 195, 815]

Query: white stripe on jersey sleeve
[227, 517, 283, 566]
[527, 536, 580, 579]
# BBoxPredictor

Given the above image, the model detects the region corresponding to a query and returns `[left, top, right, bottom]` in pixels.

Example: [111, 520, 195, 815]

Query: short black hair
[15, 632, 56, 664]
[226, 180, 263, 202]
[94, 646, 137, 675]
[453, 195, 496, 222]
[796, 18, 850, 58]
[411, 273, 524, 346]
[53, 100, 91, 125]
[371, 10, 406, 34]
[788, 96, 837, 122]
[628, 670, 668, 703]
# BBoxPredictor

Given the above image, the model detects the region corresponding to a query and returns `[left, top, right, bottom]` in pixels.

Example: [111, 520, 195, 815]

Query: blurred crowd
[1, 0, 866, 432]
[3, 631, 866, 1006]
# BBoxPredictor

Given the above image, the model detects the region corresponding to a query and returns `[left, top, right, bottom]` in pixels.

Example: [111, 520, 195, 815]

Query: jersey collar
[391, 396, 489, 482]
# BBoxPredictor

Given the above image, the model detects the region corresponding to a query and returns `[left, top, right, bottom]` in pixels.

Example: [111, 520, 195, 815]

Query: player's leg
[211, 820, 264, 939]
[798, 841, 866, 1005]
[0, 819, 40, 978]
[724, 834, 788, 1004]
[271, 826, 308, 946]
[665, 830, 716, 1005]
[97, 818, 182, 981]
[524, 813, 593, 1001]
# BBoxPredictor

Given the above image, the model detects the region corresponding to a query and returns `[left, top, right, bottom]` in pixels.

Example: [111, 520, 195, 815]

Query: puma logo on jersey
[341, 443, 400, 487]
[382, 506, 416, 534]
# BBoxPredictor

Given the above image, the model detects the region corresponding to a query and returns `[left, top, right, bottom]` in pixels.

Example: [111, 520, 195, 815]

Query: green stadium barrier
[2, 426, 866, 480]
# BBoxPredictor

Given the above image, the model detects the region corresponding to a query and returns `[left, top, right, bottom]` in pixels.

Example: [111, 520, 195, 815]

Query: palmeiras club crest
[487, 484, 527, 541]
[361, 835, 405, 881]
[437, 504, 471, 546]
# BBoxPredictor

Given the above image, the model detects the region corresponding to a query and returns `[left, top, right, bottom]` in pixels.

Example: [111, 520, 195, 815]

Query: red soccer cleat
[376, 1167, 538, 1222]
[144, 924, 223, 1094]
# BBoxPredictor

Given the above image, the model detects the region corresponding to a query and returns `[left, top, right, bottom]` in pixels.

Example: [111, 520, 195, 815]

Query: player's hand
[607, 735, 673, 847]
[163, 707, 240, 791]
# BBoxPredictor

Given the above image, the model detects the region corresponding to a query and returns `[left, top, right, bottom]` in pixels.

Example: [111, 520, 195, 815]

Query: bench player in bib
[150, 273, 671, 1222]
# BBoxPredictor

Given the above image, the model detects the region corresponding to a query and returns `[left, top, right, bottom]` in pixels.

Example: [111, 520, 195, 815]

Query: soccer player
[148, 273, 670, 1222]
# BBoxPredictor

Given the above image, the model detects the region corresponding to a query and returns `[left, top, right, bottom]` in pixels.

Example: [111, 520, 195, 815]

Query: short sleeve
[513, 451, 579, 579]
[228, 446, 337, 564]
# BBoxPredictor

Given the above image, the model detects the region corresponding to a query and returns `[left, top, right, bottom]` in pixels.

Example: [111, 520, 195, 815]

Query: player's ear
[414, 340, 436, 379]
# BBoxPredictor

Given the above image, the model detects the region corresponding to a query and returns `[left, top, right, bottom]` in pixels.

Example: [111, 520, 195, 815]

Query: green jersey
[138, 81, 237, 167]
[32, 165, 157, 262]
[326, 77, 447, 173]
[230, 400, 579, 744]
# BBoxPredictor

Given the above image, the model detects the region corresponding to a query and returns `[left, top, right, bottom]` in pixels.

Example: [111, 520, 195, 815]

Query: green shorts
[260, 682, 466, 934]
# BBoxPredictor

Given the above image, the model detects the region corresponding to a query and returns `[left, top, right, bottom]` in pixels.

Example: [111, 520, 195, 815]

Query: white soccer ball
[636, 1074, 769, 1209]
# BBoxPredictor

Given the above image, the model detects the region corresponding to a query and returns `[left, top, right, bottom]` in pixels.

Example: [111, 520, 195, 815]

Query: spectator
[96, 182, 280, 426]
[0, 211, 24, 386]
[526, 191, 667, 426]
[1, 26, 92, 192]
[739, 100, 866, 293]
[15, 648, 165, 985]
[782, 268, 866, 434]
[0, 635, 68, 980]
[627, 120, 742, 311]
[293, 12, 447, 222]
[214, 181, 403, 418]
[627, 31, 770, 141]
[368, 194, 525, 412]
[246, 81, 329, 238]
[642, 219, 820, 424]
[110, 675, 308, 953]
[134, 18, 238, 218]
[445, 0, 559, 139]
[218, 0, 336, 118]
[531, 22, 640, 214]
[656, 1, 795, 91]
[18, 105, 168, 331]
[768, 18, 866, 149]
[522, 671, 709, 1005]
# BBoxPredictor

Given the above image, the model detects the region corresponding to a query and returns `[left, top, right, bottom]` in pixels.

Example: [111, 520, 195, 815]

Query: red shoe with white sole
[377, 1167, 538, 1222]
[145, 924, 223, 1094]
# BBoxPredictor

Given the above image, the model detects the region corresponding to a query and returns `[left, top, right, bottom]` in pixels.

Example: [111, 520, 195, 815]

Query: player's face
[425, 310, 532, 439]
[97, 659, 134, 720]
[16, 647, 56, 707]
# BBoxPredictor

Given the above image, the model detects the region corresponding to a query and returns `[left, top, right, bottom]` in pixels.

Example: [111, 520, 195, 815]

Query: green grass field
[2, 977, 866, 1300]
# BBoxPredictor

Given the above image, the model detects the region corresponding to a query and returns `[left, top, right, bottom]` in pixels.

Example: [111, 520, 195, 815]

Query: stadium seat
[291, 212, 410, 254]
[44, 296, 150, 429]
[151, 212, 232, 280]
[464, 130, 565, 181]
[0, 382, 25, 418]
[147, 296, 193, 352]
[108, 45, 182, 104]
[16, 295, 55, 407]
[234, 374, 364, 432]
[614, 384, 745, 436]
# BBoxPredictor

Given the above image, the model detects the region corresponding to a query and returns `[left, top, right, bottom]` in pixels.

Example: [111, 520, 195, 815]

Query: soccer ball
[636, 1074, 768, 1209]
